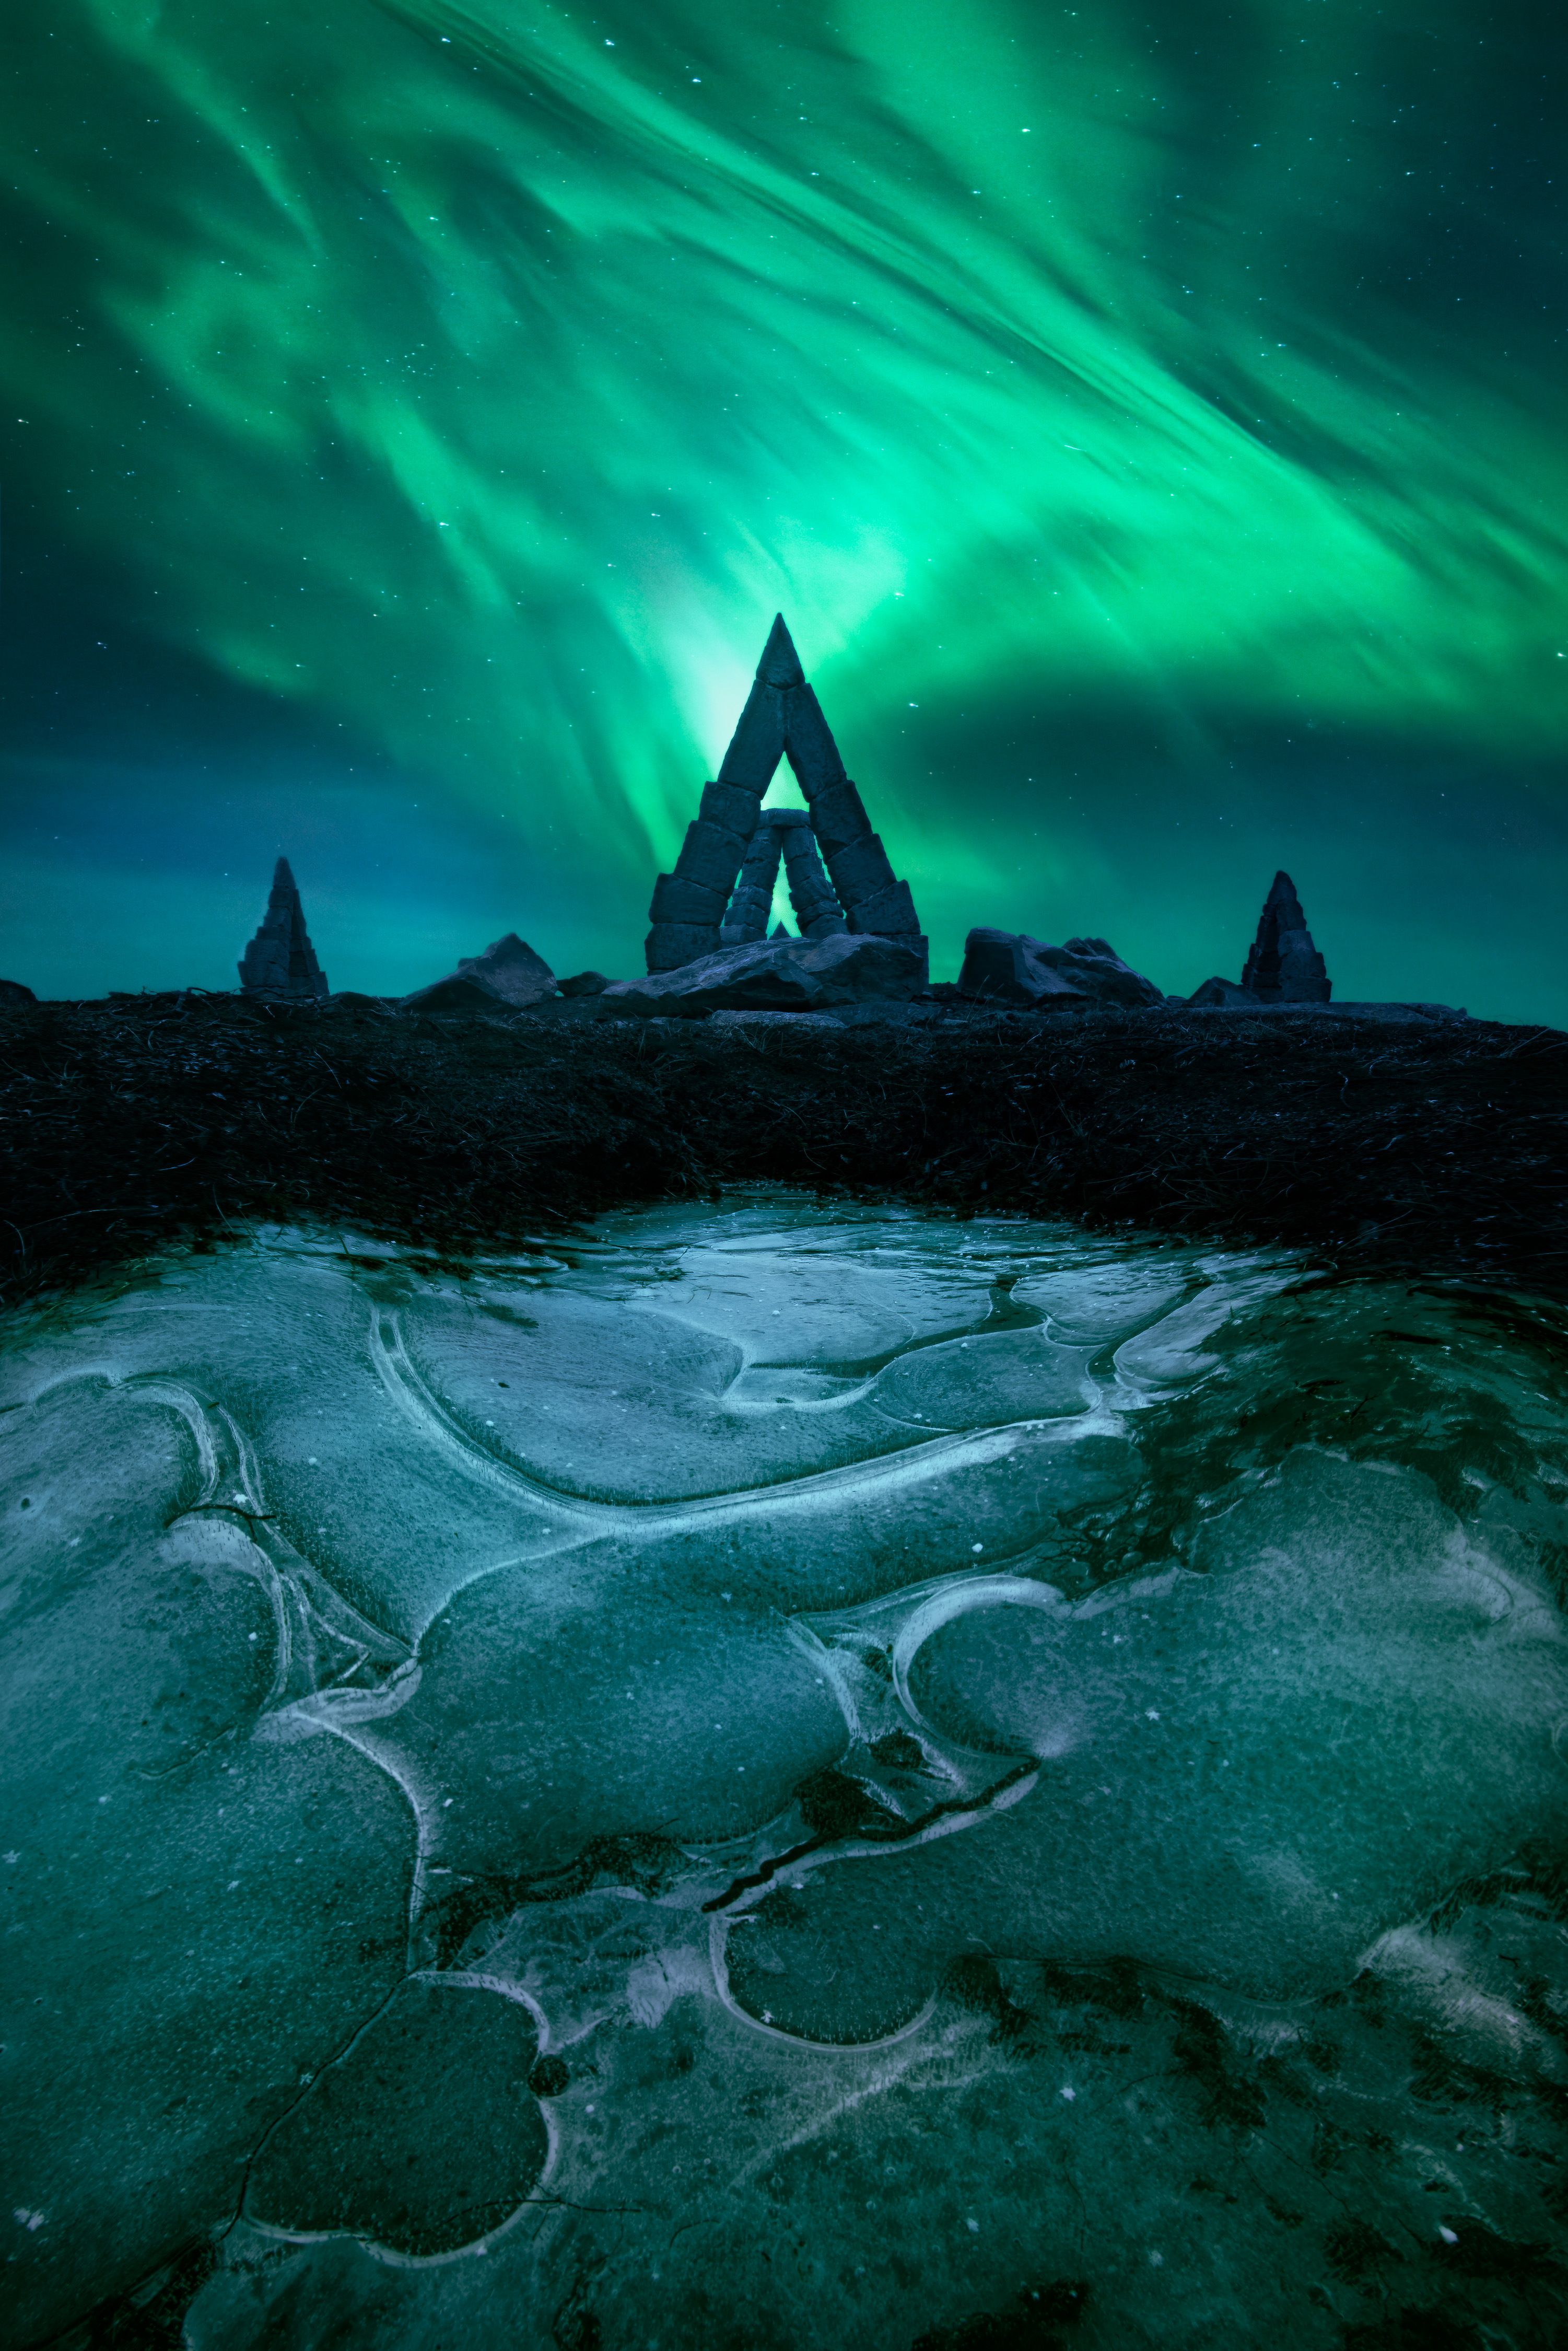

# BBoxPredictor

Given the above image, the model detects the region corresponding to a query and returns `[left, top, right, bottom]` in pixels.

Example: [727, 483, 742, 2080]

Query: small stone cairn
[238, 858, 329, 999]
[1187, 871, 1332, 1006]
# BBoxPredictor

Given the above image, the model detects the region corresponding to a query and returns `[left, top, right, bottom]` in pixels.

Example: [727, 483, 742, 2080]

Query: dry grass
[3, 991, 1565, 1307]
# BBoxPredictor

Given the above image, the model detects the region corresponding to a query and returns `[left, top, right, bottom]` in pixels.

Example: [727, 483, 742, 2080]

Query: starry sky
[2, 0, 1564, 1017]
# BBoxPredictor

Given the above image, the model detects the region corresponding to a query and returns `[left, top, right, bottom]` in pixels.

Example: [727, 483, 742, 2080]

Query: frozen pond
[3, 1196, 1566, 2348]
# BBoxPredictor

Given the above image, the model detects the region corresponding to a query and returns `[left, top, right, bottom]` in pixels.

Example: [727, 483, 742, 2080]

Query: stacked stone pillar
[645, 613, 923, 974]
[1242, 872, 1332, 1002]
[238, 858, 329, 999]
[719, 818, 787, 946]
[774, 812, 847, 938]
[720, 810, 848, 945]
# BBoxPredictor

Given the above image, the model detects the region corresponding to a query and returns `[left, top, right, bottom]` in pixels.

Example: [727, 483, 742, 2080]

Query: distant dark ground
[3, 991, 1565, 1313]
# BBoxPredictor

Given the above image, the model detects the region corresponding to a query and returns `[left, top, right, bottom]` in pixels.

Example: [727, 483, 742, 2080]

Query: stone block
[757, 612, 805, 688]
[1274, 932, 1332, 1002]
[846, 880, 921, 938]
[1185, 976, 1260, 1008]
[699, 781, 764, 837]
[782, 685, 849, 796]
[826, 832, 898, 903]
[808, 780, 872, 855]
[646, 920, 723, 973]
[649, 874, 730, 927]
[1028, 937, 1165, 1007]
[780, 826, 845, 932]
[957, 929, 1086, 1005]
[672, 818, 750, 895]
[451, 933, 555, 1006]
[604, 933, 928, 1016]
[717, 687, 785, 791]
[401, 933, 555, 1014]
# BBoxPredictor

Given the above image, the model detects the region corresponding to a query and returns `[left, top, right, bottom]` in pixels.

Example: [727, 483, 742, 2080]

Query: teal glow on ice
[2, 1197, 1565, 2342]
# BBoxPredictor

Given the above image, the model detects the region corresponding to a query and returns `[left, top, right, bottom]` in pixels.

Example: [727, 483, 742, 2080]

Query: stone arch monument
[646, 614, 924, 974]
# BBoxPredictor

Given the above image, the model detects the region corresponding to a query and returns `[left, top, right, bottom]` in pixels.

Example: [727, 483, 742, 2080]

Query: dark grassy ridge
[3, 992, 1566, 1309]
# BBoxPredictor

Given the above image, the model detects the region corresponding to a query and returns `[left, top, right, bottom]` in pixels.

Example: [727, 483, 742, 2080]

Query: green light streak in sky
[3, 1, 1564, 999]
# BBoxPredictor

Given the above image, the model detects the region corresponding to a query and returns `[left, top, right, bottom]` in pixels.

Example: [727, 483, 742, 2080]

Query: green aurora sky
[2, 0, 1564, 1016]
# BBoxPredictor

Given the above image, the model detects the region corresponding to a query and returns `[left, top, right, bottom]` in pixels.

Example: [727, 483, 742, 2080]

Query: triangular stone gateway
[1242, 871, 1331, 1002]
[721, 809, 845, 946]
[645, 614, 923, 973]
[238, 857, 329, 999]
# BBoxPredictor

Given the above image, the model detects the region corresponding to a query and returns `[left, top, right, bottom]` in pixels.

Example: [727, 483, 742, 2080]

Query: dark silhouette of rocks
[1242, 871, 1331, 1001]
[956, 931, 1085, 1004]
[777, 813, 847, 939]
[238, 858, 329, 998]
[719, 809, 847, 945]
[556, 971, 610, 998]
[603, 933, 927, 1016]
[402, 933, 555, 1014]
[710, 814, 781, 945]
[0, 979, 37, 1006]
[646, 614, 922, 973]
[1185, 976, 1262, 1008]
[957, 929, 1164, 1008]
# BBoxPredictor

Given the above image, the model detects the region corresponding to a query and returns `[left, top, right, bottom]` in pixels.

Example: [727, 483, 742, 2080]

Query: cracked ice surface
[2, 1195, 1566, 2349]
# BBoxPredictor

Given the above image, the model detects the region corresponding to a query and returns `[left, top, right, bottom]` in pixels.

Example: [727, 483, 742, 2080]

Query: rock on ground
[958, 929, 1164, 1008]
[600, 932, 928, 1016]
[402, 933, 555, 1012]
[1185, 976, 1261, 1007]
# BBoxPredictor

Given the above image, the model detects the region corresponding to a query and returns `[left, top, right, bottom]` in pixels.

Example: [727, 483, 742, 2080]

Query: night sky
[2, 2, 1564, 1019]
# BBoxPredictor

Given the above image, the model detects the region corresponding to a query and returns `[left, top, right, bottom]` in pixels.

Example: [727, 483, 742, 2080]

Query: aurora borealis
[1, 1, 1563, 1017]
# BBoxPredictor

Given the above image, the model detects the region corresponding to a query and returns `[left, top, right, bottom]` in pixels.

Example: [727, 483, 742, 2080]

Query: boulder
[957, 929, 1086, 1005]
[1039, 936, 1167, 1007]
[600, 933, 928, 1017]
[556, 971, 610, 998]
[0, 979, 37, 1006]
[402, 933, 554, 1013]
[401, 976, 512, 1014]
[1185, 976, 1261, 1008]
[958, 929, 1164, 1008]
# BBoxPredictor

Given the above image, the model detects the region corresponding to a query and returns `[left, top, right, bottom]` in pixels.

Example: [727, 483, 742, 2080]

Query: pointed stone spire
[645, 613, 923, 974]
[1241, 871, 1331, 1002]
[758, 612, 805, 689]
[713, 610, 795, 792]
[238, 857, 329, 998]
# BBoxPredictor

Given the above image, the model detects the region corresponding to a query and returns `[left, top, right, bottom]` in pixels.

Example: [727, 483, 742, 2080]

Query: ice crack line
[369, 1306, 1060, 1534]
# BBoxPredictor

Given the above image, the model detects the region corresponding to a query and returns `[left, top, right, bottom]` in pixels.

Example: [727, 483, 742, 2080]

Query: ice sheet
[3, 1202, 1565, 2348]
